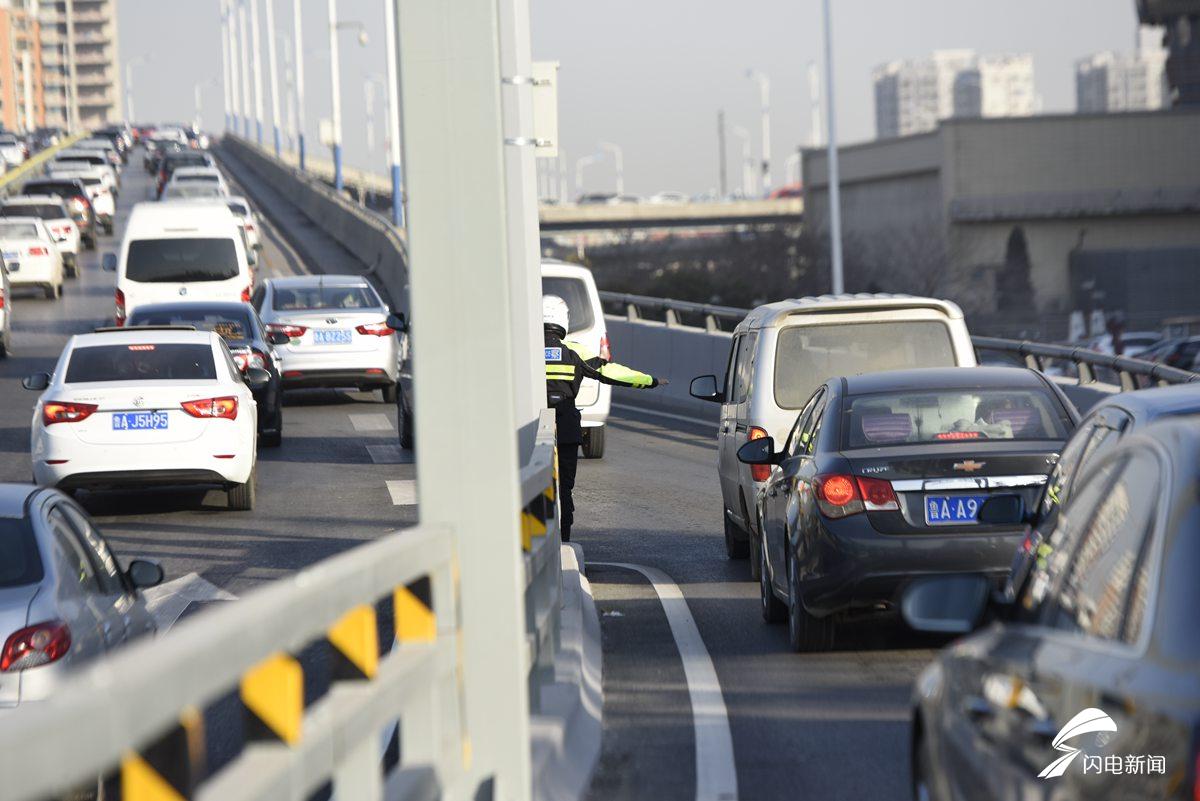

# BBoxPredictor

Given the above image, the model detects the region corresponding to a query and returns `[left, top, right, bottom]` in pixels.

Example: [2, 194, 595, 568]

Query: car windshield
[227, 202, 249, 217]
[842, 388, 1070, 449]
[1, 205, 63, 219]
[129, 311, 250, 342]
[541, 276, 595, 333]
[774, 321, 957, 409]
[0, 223, 39, 239]
[272, 284, 380, 310]
[65, 343, 217, 382]
[0, 517, 43, 588]
[125, 238, 239, 283]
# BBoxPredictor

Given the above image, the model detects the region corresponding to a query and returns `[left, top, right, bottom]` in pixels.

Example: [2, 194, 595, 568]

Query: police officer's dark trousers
[557, 442, 579, 541]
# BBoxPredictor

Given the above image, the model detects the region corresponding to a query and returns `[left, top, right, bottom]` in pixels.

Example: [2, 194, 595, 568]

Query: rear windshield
[128, 310, 250, 342]
[272, 284, 381, 311]
[0, 222, 39, 239]
[65, 343, 217, 383]
[166, 185, 222, 199]
[541, 276, 595, 333]
[843, 388, 1070, 449]
[175, 174, 220, 183]
[0, 517, 43, 588]
[228, 202, 249, 216]
[56, 156, 101, 165]
[126, 238, 239, 283]
[1, 205, 63, 219]
[774, 321, 957, 409]
[22, 182, 75, 197]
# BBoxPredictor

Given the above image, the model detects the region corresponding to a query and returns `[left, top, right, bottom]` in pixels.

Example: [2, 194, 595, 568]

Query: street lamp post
[220, 0, 233, 131]
[382, 0, 404, 226]
[292, 0, 307, 170]
[227, 0, 241, 133]
[732, 126, 751, 197]
[264, 0, 283, 157]
[598, 141, 623, 196]
[747, 69, 771, 196]
[249, 0, 265, 145]
[239, 0, 252, 139]
[575, 153, 601, 198]
[124, 57, 146, 125]
[822, 0, 844, 293]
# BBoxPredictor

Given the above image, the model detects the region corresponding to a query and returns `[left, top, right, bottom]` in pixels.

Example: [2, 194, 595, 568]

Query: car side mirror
[101, 252, 117, 272]
[268, 330, 290, 346]
[22, 372, 50, 391]
[126, 559, 165, 589]
[245, 367, 271, 390]
[386, 312, 408, 333]
[977, 495, 1028, 526]
[900, 574, 991, 634]
[690, 374, 725, 403]
[737, 436, 779, 465]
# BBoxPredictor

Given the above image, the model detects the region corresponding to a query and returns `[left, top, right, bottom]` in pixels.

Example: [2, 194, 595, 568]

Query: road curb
[530, 543, 602, 801]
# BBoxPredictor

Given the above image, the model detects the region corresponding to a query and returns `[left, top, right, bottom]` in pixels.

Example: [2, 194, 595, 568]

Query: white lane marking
[593, 561, 738, 801]
[350, 413, 394, 432]
[385, 479, 417, 505]
[367, 443, 412, 465]
[140, 572, 237, 633]
[611, 403, 717, 428]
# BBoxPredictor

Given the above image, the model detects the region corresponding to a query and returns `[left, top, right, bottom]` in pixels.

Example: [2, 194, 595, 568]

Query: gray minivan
[690, 294, 976, 571]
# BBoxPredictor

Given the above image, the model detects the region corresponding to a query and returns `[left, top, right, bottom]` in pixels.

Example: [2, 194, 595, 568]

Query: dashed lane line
[592, 561, 739, 801]
[367, 443, 412, 465]
[350, 412, 394, 432]
[385, 479, 417, 506]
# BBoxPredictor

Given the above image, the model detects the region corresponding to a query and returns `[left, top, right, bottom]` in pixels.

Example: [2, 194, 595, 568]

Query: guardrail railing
[598, 290, 1200, 389]
[0, 133, 86, 194]
[0, 410, 563, 801]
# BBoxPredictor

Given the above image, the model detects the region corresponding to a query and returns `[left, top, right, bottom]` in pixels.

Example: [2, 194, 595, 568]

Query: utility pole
[265, 0, 283, 156]
[822, 0, 844, 293]
[733, 125, 751, 197]
[717, 109, 727, 197]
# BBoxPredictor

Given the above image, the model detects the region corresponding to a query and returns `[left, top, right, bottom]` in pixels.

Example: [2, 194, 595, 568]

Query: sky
[118, 0, 1140, 197]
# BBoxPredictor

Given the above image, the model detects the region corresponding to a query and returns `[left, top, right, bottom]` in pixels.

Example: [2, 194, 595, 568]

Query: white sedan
[0, 217, 64, 299]
[0, 195, 81, 277]
[25, 327, 264, 509]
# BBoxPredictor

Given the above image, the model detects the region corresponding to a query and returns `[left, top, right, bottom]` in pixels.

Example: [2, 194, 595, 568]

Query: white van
[690, 294, 976, 565]
[542, 260, 611, 458]
[105, 201, 252, 325]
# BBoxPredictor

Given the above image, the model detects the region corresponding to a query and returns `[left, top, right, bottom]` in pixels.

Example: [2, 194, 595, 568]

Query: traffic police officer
[543, 294, 666, 541]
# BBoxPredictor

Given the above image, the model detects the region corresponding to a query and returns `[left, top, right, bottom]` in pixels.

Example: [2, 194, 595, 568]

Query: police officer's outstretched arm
[565, 341, 667, 388]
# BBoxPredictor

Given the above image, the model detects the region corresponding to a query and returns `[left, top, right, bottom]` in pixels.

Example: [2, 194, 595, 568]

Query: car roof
[127, 201, 236, 227]
[840, 366, 1047, 395]
[0, 216, 44, 226]
[70, 329, 218, 348]
[268, 274, 371, 288]
[741, 293, 965, 329]
[2, 195, 64, 206]
[1092, 383, 1200, 422]
[130, 301, 253, 317]
[0, 484, 35, 519]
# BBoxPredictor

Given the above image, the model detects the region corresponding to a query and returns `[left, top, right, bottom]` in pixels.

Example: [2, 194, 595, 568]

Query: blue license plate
[924, 494, 988, 525]
[111, 411, 170, 431]
[314, 329, 352, 345]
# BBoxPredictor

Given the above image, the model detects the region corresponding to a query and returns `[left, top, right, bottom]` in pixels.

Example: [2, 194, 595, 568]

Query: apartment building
[0, 0, 45, 131]
[1076, 30, 1169, 112]
[38, 0, 119, 130]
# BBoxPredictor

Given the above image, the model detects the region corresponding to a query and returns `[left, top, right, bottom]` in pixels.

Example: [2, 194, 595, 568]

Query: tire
[260, 428, 282, 448]
[787, 550, 834, 652]
[749, 512, 763, 581]
[581, 425, 606, 459]
[723, 511, 750, 559]
[381, 382, 399, 404]
[103, 222, 114, 235]
[227, 466, 256, 511]
[760, 537, 786, 623]
[65, 260, 78, 279]
[85, 235, 96, 251]
[44, 283, 61, 300]
[912, 729, 946, 801]
[0, 335, 7, 359]
[399, 406, 415, 450]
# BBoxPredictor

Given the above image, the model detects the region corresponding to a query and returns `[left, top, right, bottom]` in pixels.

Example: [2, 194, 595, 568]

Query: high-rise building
[0, 0, 45, 132]
[35, 0, 120, 130]
[873, 50, 1035, 139]
[1137, 0, 1200, 108]
[1076, 29, 1169, 112]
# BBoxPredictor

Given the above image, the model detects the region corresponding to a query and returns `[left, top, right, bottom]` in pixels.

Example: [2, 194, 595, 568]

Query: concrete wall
[604, 316, 729, 421]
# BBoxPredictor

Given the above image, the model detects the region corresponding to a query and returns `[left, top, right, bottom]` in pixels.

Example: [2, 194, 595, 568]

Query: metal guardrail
[0, 133, 86, 194]
[598, 291, 1200, 388]
[0, 411, 562, 801]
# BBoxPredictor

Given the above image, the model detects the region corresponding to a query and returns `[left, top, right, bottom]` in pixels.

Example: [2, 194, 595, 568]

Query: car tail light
[355, 321, 394, 336]
[42, 401, 98, 426]
[181, 396, 238, 420]
[69, 196, 87, 213]
[1, 621, 71, 672]
[231, 348, 267, 372]
[114, 289, 126, 324]
[26, 246, 49, 257]
[245, 222, 256, 232]
[599, 333, 612, 361]
[0, 287, 5, 309]
[267, 323, 307, 338]
[748, 426, 771, 482]
[815, 474, 864, 518]
[241, 285, 251, 303]
[855, 476, 899, 511]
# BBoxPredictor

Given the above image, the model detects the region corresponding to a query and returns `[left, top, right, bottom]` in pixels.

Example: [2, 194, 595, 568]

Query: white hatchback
[24, 328, 263, 509]
[0, 196, 80, 276]
[0, 217, 64, 299]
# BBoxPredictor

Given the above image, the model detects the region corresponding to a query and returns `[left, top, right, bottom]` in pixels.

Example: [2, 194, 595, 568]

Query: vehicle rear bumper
[49, 468, 243, 491]
[280, 367, 395, 390]
[796, 519, 1022, 617]
[33, 439, 254, 487]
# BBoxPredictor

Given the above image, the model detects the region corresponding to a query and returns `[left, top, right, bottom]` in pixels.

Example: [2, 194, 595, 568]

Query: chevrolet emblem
[953, 460, 985, 472]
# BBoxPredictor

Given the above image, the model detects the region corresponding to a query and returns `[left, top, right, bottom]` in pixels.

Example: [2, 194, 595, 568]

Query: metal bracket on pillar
[504, 136, 553, 148]
[501, 75, 550, 87]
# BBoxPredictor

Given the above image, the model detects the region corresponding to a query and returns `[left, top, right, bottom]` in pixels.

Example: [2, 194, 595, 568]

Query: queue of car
[690, 292, 1200, 798]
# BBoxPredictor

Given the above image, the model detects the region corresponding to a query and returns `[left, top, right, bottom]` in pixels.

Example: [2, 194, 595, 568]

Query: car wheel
[260, 428, 282, 448]
[227, 466, 257, 511]
[723, 512, 750, 559]
[44, 283, 60, 300]
[787, 549, 833, 652]
[0, 336, 7, 359]
[760, 537, 786, 623]
[103, 222, 114, 235]
[85, 235, 96, 251]
[912, 730, 946, 801]
[399, 407, 415, 450]
[66, 262, 78, 279]
[381, 382, 399, 404]
[582, 425, 606, 459]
